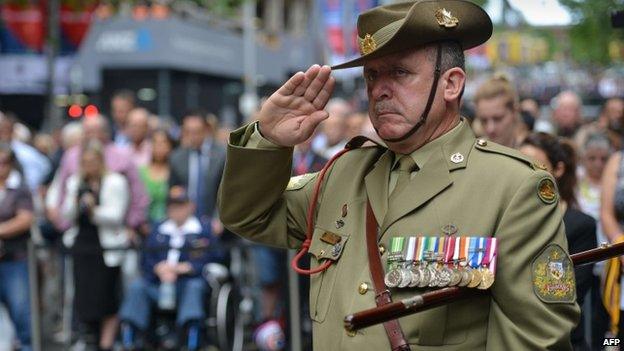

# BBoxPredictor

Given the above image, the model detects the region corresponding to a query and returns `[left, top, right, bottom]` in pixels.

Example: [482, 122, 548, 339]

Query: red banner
[0, 3, 45, 52]
[60, 3, 97, 48]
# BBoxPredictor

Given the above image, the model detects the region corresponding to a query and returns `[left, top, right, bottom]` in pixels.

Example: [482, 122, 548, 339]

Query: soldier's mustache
[374, 103, 401, 116]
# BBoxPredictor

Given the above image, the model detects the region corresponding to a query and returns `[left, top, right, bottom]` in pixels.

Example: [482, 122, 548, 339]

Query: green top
[139, 165, 169, 223]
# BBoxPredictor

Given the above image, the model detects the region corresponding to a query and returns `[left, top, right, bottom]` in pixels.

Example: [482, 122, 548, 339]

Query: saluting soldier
[218, 1, 580, 350]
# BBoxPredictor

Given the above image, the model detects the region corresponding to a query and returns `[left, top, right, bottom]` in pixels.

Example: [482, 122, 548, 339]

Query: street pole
[44, 0, 62, 132]
[27, 241, 41, 351]
[287, 251, 302, 351]
[240, 0, 259, 121]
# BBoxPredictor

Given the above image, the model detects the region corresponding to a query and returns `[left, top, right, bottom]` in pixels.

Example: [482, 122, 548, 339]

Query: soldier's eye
[365, 71, 377, 82]
[393, 68, 408, 77]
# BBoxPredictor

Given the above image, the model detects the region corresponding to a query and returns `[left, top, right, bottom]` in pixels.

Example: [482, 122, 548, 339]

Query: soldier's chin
[376, 125, 405, 141]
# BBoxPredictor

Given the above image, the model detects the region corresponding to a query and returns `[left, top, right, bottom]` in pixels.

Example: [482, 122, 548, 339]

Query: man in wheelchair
[118, 186, 221, 350]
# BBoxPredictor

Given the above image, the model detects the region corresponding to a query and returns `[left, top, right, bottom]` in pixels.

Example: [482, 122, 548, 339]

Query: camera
[78, 183, 95, 213]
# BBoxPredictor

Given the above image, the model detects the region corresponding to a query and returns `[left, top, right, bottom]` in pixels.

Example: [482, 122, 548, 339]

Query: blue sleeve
[184, 225, 225, 276]
[205, 224, 227, 264]
[142, 225, 163, 282]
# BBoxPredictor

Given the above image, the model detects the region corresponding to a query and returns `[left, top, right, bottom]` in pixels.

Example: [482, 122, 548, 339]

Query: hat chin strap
[378, 43, 442, 144]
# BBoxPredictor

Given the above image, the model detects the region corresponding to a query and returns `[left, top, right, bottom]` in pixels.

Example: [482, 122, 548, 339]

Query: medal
[448, 237, 462, 286]
[478, 238, 497, 290]
[418, 264, 431, 287]
[438, 266, 453, 287]
[427, 264, 439, 287]
[478, 267, 495, 290]
[385, 236, 406, 288]
[417, 237, 430, 287]
[402, 237, 417, 288]
[459, 265, 473, 287]
[457, 237, 472, 287]
[468, 268, 482, 288]
[431, 236, 445, 287]
[437, 235, 455, 287]
[427, 237, 440, 287]
[384, 268, 402, 288]
[467, 237, 485, 288]
[397, 268, 412, 288]
[406, 237, 420, 288]
[409, 266, 422, 288]
[449, 266, 462, 286]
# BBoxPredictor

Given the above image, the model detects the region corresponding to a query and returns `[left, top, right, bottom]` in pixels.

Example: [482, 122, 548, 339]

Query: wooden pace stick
[344, 240, 624, 332]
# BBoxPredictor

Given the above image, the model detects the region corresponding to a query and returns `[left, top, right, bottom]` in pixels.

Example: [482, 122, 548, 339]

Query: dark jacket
[169, 141, 226, 221]
[142, 216, 222, 283]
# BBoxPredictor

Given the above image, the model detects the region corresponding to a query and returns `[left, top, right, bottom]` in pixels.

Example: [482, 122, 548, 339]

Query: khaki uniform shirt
[218, 118, 580, 350]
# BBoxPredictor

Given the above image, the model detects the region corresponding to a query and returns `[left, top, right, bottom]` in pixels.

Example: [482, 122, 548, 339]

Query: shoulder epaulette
[473, 138, 537, 170]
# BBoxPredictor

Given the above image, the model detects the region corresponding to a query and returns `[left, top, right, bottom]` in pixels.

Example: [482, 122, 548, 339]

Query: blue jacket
[141, 216, 222, 283]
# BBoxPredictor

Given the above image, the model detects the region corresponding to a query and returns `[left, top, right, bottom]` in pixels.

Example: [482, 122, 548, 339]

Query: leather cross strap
[366, 200, 411, 351]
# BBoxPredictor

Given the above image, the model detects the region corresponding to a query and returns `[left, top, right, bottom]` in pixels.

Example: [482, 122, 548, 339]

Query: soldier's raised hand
[257, 64, 335, 147]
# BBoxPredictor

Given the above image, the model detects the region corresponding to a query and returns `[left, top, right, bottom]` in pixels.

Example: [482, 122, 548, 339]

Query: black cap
[167, 186, 191, 205]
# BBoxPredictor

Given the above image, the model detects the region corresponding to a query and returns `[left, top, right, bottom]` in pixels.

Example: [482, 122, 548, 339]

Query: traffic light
[67, 104, 99, 119]
[84, 104, 99, 117]
[68, 104, 82, 118]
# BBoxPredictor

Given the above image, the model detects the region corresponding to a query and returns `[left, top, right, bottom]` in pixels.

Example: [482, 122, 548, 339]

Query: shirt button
[358, 282, 369, 295]
[346, 329, 357, 337]
[477, 139, 487, 147]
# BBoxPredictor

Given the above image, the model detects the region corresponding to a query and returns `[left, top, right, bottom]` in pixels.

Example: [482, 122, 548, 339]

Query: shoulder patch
[474, 141, 535, 170]
[286, 173, 316, 191]
[537, 177, 558, 204]
[531, 244, 576, 304]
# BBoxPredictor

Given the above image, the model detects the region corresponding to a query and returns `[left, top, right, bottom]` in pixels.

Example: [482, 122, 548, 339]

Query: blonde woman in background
[473, 75, 523, 148]
[62, 140, 130, 351]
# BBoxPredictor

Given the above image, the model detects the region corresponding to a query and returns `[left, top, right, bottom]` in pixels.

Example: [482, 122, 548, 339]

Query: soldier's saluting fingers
[291, 65, 320, 96]
[258, 64, 335, 147]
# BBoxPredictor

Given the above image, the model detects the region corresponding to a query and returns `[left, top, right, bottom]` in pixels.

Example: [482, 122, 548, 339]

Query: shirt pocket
[308, 226, 350, 323]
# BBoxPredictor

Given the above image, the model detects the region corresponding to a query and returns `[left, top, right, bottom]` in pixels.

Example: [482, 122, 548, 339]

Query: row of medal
[384, 236, 498, 290]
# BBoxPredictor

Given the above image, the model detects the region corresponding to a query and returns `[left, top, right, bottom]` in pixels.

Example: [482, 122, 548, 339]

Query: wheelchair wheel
[215, 282, 244, 351]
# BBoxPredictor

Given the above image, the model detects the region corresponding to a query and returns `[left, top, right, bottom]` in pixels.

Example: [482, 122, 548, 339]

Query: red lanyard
[291, 136, 380, 275]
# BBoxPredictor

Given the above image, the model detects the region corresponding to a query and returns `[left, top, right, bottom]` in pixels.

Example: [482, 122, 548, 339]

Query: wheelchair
[141, 261, 247, 351]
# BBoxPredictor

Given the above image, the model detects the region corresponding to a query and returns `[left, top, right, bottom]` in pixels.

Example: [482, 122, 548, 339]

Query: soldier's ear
[442, 68, 466, 104]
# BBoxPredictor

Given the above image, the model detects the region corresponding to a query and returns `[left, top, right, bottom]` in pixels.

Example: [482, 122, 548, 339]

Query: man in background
[169, 112, 225, 235]
[551, 90, 583, 138]
[0, 112, 51, 191]
[125, 108, 153, 167]
[110, 89, 136, 146]
[575, 97, 624, 150]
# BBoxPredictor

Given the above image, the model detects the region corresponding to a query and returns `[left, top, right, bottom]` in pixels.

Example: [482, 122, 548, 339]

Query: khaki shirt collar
[391, 118, 465, 170]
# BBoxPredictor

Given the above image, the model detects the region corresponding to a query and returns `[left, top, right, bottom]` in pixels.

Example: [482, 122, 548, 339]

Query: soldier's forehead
[362, 47, 431, 70]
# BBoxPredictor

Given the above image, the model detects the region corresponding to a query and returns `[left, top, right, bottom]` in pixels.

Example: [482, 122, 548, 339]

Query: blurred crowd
[0, 74, 624, 350]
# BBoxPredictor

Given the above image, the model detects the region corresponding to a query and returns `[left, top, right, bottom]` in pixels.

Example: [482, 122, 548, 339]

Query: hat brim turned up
[331, 0, 492, 70]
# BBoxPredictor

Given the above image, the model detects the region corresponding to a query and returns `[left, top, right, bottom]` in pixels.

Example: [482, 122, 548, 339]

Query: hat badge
[435, 8, 459, 28]
[360, 33, 377, 55]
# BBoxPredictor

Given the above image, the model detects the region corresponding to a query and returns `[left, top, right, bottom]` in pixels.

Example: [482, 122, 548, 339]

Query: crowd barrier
[14, 238, 305, 351]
